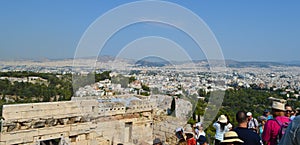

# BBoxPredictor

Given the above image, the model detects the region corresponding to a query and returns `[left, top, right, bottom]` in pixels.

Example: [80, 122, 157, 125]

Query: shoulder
[293, 116, 300, 123]
[232, 127, 239, 132]
[233, 127, 247, 135]
[213, 122, 219, 127]
[266, 119, 276, 124]
[276, 116, 290, 123]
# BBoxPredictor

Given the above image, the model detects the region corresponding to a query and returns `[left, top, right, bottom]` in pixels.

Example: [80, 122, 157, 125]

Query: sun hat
[184, 125, 195, 135]
[217, 115, 228, 123]
[272, 101, 285, 111]
[221, 131, 244, 144]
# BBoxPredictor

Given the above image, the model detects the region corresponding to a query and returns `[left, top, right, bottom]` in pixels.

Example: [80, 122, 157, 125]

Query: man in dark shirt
[233, 111, 263, 145]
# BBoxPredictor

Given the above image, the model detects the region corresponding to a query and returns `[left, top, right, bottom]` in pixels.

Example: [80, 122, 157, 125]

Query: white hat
[184, 125, 195, 135]
[247, 112, 252, 116]
[217, 115, 228, 123]
[272, 101, 285, 111]
[195, 122, 202, 127]
[175, 127, 183, 132]
[221, 131, 244, 144]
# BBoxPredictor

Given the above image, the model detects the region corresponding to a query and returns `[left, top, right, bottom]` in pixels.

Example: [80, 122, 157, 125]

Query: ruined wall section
[0, 95, 156, 145]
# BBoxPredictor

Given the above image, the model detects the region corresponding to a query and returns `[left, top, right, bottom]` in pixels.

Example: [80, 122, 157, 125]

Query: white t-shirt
[213, 122, 231, 141]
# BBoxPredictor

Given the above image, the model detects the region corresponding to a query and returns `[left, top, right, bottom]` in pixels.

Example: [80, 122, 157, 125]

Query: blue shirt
[279, 116, 300, 145]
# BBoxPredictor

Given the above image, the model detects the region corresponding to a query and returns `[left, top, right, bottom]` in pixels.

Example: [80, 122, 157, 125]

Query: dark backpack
[275, 119, 290, 143]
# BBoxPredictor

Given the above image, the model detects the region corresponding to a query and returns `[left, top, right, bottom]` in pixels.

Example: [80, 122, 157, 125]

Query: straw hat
[217, 115, 228, 123]
[221, 131, 244, 144]
[272, 101, 285, 111]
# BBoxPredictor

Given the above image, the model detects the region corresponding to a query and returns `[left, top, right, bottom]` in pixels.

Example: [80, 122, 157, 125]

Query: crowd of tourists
[153, 101, 300, 145]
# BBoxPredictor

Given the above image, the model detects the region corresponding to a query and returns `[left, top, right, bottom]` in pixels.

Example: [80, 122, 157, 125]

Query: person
[197, 135, 208, 145]
[285, 104, 293, 119]
[263, 109, 273, 120]
[153, 138, 163, 145]
[176, 127, 186, 143]
[296, 107, 300, 116]
[220, 131, 244, 145]
[185, 125, 197, 145]
[278, 116, 300, 145]
[225, 114, 233, 130]
[194, 122, 206, 140]
[262, 101, 290, 145]
[290, 109, 296, 120]
[213, 115, 231, 145]
[257, 116, 267, 138]
[247, 112, 259, 133]
[233, 111, 263, 145]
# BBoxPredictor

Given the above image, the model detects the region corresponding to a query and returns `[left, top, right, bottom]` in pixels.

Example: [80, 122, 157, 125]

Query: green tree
[142, 84, 150, 92]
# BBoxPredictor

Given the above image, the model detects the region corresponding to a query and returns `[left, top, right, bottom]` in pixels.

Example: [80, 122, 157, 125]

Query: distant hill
[224, 60, 285, 68]
[135, 56, 171, 67]
[192, 59, 291, 68]
[281, 61, 300, 66]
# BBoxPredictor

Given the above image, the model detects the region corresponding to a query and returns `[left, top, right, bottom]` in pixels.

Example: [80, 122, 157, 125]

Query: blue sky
[0, 0, 299, 62]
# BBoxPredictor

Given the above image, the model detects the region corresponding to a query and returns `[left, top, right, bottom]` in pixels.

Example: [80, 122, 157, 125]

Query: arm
[213, 122, 219, 129]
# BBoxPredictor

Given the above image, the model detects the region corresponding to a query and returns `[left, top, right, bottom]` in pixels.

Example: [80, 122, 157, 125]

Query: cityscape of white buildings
[1, 59, 300, 100]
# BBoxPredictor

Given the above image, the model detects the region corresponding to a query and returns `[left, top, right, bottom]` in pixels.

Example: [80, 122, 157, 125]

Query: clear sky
[0, 0, 299, 62]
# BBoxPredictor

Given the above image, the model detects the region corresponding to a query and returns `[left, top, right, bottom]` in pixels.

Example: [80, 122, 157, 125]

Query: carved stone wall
[0, 95, 190, 145]
[0, 95, 155, 145]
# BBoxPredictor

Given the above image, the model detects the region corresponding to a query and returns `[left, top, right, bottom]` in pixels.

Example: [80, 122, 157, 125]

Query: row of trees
[0, 71, 139, 116]
[0, 72, 74, 116]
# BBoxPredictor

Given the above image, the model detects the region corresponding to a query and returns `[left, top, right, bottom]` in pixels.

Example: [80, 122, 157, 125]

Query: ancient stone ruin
[0, 95, 191, 145]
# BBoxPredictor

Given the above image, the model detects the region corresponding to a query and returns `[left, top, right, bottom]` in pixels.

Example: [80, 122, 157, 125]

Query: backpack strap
[253, 118, 258, 128]
[274, 119, 282, 127]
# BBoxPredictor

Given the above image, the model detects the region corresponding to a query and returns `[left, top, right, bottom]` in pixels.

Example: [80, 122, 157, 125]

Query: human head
[258, 116, 267, 125]
[296, 108, 300, 116]
[272, 101, 286, 117]
[246, 112, 253, 120]
[220, 131, 243, 145]
[218, 115, 228, 124]
[236, 111, 247, 124]
[175, 127, 184, 140]
[184, 125, 195, 139]
[153, 138, 162, 145]
[263, 109, 270, 117]
[285, 104, 293, 117]
[198, 135, 208, 145]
